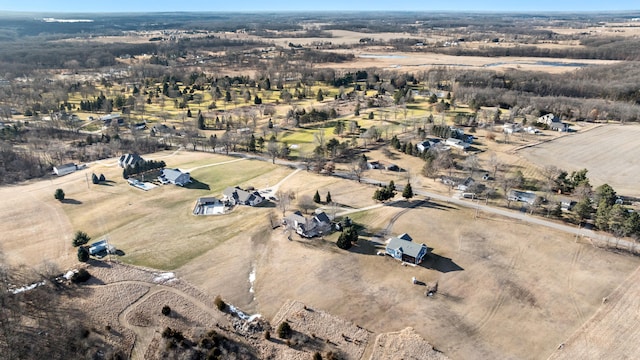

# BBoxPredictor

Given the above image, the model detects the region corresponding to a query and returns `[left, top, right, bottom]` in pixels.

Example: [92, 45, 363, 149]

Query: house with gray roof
[284, 210, 332, 238]
[159, 168, 191, 186]
[385, 233, 428, 265]
[222, 186, 264, 206]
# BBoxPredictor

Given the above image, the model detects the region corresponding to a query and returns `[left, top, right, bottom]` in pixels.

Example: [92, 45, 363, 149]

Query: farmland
[519, 124, 640, 198]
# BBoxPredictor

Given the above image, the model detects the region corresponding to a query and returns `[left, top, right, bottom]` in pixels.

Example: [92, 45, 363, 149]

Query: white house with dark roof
[159, 168, 191, 186]
[385, 233, 429, 265]
[222, 186, 264, 206]
[284, 210, 332, 238]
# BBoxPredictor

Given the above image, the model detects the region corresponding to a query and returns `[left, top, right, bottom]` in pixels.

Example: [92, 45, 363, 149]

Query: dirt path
[183, 157, 246, 173]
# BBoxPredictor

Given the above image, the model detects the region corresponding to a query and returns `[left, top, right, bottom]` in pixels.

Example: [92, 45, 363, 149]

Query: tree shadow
[421, 253, 464, 273]
[349, 238, 383, 256]
[114, 249, 126, 256]
[256, 201, 276, 208]
[61, 198, 82, 205]
[97, 182, 114, 187]
[184, 178, 210, 190]
[387, 199, 456, 211]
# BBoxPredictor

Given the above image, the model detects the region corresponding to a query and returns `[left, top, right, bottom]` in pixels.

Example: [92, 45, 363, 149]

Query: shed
[53, 163, 77, 176]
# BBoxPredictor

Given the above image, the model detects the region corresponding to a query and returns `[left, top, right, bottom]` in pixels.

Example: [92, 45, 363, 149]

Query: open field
[319, 49, 619, 73]
[3, 148, 640, 359]
[518, 124, 640, 197]
[547, 265, 640, 360]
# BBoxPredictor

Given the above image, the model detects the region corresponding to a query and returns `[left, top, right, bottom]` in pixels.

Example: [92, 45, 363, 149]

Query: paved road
[332, 171, 639, 253]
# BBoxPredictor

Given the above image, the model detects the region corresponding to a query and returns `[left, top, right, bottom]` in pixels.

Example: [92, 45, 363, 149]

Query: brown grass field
[518, 124, 640, 198]
[2, 143, 640, 358]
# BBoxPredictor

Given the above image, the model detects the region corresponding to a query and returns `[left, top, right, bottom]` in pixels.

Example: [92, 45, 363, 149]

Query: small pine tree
[77, 246, 89, 262]
[313, 190, 321, 204]
[99, 174, 106, 182]
[368, 111, 374, 119]
[326, 191, 332, 204]
[264, 330, 271, 340]
[91, 173, 99, 184]
[277, 321, 292, 339]
[214, 295, 227, 311]
[161, 305, 171, 316]
[54, 188, 65, 201]
[336, 231, 352, 250]
[312, 352, 323, 360]
[402, 182, 414, 201]
[72, 231, 91, 247]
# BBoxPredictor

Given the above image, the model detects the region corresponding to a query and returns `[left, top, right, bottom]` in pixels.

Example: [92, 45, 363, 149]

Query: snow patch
[249, 265, 256, 294]
[10, 281, 46, 294]
[153, 272, 175, 283]
[63, 270, 77, 280]
[227, 304, 261, 322]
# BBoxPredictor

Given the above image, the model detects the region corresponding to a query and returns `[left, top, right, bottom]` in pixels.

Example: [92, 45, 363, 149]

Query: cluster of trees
[0, 253, 123, 358]
[373, 181, 396, 202]
[122, 159, 166, 179]
[91, 173, 106, 184]
[337, 224, 359, 250]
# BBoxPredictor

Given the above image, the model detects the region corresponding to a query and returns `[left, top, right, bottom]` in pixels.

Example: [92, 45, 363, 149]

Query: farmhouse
[417, 138, 440, 153]
[53, 163, 77, 176]
[284, 210, 332, 238]
[118, 153, 144, 168]
[385, 233, 429, 265]
[456, 177, 475, 191]
[159, 168, 191, 186]
[508, 189, 538, 205]
[222, 186, 265, 206]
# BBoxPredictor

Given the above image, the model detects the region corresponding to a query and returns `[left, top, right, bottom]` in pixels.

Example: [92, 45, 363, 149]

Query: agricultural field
[519, 124, 640, 198]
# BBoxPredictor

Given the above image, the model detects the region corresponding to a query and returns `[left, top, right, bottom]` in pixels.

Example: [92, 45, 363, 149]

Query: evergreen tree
[91, 173, 99, 184]
[368, 112, 374, 119]
[248, 135, 256, 152]
[277, 321, 292, 339]
[316, 89, 324, 102]
[186, 109, 192, 117]
[99, 174, 106, 182]
[54, 188, 65, 201]
[337, 231, 352, 250]
[72, 231, 91, 247]
[326, 191, 332, 204]
[313, 190, 321, 203]
[402, 182, 414, 200]
[197, 113, 205, 130]
[77, 246, 89, 262]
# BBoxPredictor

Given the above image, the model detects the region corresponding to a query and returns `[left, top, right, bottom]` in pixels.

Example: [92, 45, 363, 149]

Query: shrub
[71, 268, 91, 283]
[161, 305, 171, 316]
[72, 231, 90, 247]
[214, 295, 226, 311]
[264, 330, 271, 340]
[277, 321, 292, 339]
[77, 246, 89, 262]
[54, 188, 65, 201]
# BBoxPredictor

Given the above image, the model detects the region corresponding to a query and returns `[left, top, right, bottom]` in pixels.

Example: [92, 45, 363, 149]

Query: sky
[0, 0, 637, 13]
